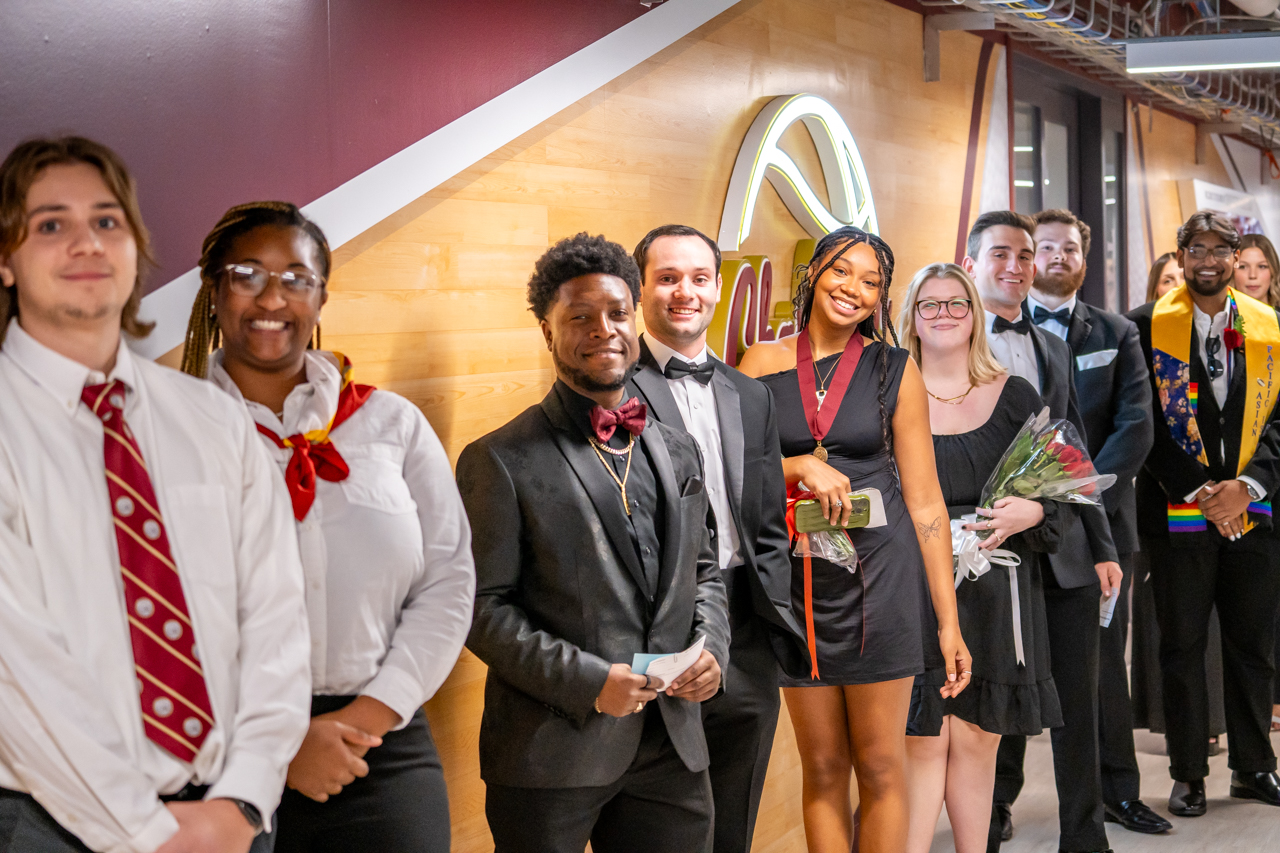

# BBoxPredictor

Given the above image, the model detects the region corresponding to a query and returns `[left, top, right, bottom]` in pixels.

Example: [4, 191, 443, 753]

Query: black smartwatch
[221, 798, 264, 836]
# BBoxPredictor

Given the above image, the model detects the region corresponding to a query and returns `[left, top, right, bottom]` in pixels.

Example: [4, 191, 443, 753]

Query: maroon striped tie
[82, 380, 215, 762]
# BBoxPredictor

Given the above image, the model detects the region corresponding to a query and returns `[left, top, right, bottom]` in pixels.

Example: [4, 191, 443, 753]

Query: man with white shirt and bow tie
[1028, 209, 1161, 837]
[0, 137, 310, 853]
[626, 225, 807, 853]
[962, 210, 1120, 853]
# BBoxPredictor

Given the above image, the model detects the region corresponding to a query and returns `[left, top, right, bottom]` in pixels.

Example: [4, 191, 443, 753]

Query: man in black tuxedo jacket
[962, 211, 1120, 853]
[1029, 210, 1166, 835]
[458, 233, 731, 853]
[1125, 211, 1280, 818]
[626, 225, 807, 853]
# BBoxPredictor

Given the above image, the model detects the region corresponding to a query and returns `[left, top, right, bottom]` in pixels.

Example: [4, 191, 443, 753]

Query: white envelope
[1076, 349, 1118, 371]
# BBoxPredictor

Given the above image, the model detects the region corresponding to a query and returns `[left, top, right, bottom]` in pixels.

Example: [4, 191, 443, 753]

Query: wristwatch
[1241, 479, 1265, 501]
[222, 798, 263, 836]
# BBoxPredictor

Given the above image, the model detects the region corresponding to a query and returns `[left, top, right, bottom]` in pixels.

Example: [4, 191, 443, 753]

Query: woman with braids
[739, 227, 971, 853]
[180, 202, 474, 852]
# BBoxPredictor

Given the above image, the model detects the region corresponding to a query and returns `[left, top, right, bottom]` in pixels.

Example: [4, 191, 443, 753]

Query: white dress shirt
[985, 308, 1041, 392]
[1026, 293, 1077, 342]
[1182, 305, 1265, 502]
[210, 351, 475, 726]
[0, 320, 310, 852]
[643, 335, 743, 570]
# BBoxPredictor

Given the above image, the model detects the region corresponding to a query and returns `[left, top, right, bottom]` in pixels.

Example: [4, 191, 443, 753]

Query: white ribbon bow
[951, 517, 1026, 666]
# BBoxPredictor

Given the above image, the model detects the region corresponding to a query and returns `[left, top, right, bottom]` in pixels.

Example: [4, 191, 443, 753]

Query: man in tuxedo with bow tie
[626, 225, 807, 853]
[963, 210, 1121, 853]
[1028, 209, 1165, 836]
[458, 232, 730, 853]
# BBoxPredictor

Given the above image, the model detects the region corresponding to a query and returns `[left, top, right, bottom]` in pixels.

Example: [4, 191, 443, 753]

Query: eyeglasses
[219, 263, 323, 300]
[1184, 246, 1235, 260]
[1205, 335, 1224, 380]
[915, 298, 972, 320]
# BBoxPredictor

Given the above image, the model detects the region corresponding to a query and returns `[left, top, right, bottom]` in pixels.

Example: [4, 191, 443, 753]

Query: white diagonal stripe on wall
[131, 0, 741, 359]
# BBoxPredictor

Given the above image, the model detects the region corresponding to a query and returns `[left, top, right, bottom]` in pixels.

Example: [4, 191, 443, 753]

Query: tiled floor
[929, 729, 1280, 852]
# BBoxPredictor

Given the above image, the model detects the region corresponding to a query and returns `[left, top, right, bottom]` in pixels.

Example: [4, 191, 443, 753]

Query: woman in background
[897, 264, 1062, 853]
[739, 227, 970, 853]
[1145, 252, 1181, 302]
[1235, 233, 1280, 730]
[1236, 234, 1280, 308]
[181, 201, 474, 852]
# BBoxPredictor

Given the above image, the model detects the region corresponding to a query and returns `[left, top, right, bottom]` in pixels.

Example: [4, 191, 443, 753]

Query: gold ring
[635, 701, 644, 713]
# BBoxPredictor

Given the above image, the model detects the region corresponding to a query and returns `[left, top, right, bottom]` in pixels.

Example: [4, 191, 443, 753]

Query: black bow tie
[1032, 306, 1072, 327]
[992, 314, 1031, 335]
[663, 358, 716, 385]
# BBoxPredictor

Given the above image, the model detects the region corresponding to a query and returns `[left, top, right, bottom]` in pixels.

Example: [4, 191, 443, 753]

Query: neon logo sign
[709, 94, 877, 364]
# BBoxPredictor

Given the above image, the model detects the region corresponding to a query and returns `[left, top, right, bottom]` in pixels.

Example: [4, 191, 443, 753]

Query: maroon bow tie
[590, 398, 647, 442]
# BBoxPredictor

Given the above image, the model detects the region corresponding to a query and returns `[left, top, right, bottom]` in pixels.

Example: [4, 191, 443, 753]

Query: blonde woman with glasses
[897, 263, 1064, 853]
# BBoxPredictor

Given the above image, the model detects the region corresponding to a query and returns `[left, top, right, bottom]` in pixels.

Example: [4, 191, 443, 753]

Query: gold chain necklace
[813, 355, 841, 409]
[925, 384, 975, 405]
[589, 434, 636, 515]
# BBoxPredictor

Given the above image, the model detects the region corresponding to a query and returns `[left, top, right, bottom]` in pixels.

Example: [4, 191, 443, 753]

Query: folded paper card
[631, 636, 705, 692]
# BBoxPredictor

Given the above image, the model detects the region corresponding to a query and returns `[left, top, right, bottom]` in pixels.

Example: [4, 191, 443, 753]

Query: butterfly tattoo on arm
[915, 516, 942, 543]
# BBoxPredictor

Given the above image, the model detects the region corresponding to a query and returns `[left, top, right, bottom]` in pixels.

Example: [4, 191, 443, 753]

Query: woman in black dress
[894, 264, 1063, 853]
[739, 228, 971, 853]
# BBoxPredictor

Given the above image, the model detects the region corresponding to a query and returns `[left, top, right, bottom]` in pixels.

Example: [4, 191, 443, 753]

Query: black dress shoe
[1169, 780, 1207, 817]
[994, 801, 1013, 841]
[1229, 770, 1280, 806]
[1104, 800, 1172, 833]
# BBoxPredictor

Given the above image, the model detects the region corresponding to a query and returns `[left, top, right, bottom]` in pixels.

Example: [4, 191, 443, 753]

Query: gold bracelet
[594, 697, 602, 714]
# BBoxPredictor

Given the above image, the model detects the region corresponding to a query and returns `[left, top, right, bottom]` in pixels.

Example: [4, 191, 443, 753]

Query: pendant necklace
[813, 355, 841, 411]
[589, 434, 636, 515]
[925, 384, 975, 405]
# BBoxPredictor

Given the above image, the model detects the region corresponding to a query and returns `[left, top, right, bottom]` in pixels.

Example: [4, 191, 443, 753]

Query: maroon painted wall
[0, 0, 650, 292]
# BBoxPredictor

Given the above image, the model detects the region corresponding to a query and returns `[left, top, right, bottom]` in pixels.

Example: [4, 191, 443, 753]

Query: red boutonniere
[1224, 297, 1246, 351]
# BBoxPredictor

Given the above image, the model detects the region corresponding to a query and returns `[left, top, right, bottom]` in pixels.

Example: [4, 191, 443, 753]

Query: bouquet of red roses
[979, 406, 1116, 515]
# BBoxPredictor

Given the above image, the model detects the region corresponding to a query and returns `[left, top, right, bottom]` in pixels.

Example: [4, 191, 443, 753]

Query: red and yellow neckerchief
[256, 353, 375, 520]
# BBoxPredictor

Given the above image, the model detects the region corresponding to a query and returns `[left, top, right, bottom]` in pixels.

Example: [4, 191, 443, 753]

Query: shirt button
[644, 547, 651, 555]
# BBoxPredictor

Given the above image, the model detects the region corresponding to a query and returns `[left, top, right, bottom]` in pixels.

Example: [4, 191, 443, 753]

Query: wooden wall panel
[316, 0, 987, 849]
[1132, 106, 1232, 261]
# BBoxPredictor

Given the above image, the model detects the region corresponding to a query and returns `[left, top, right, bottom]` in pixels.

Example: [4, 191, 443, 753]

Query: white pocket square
[1076, 349, 1118, 371]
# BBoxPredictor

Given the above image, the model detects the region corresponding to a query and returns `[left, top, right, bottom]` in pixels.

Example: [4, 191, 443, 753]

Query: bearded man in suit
[1125, 211, 1280, 817]
[458, 232, 730, 853]
[1028, 209, 1165, 836]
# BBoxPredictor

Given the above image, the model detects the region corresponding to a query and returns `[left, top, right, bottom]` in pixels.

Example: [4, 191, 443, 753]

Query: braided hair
[180, 201, 331, 378]
[792, 226, 900, 456]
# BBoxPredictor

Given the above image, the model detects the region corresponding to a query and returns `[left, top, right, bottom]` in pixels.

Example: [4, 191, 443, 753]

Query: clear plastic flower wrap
[978, 406, 1117, 531]
[784, 486, 863, 571]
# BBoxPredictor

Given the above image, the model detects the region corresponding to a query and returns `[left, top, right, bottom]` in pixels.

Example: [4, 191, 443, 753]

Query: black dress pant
[0, 788, 275, 853]
[485, 706, 714, 853]
[1146, 539, 1280, 781]
[995, 575, 1106, 852]
[275, 698, 449, 853]
[701, 566, 781, 853]
[1097, 552, 1141, 806]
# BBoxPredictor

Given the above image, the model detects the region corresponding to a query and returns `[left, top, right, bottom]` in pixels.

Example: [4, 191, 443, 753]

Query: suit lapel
[710, 366, 746, 533]
[541, 392, 651, 597]
[1067, 301, 1093, 358]
[641, 422, 683, 608]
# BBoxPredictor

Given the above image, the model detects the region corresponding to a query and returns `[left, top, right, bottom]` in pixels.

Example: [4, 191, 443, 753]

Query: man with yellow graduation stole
[1127, 211, 1280, 818]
